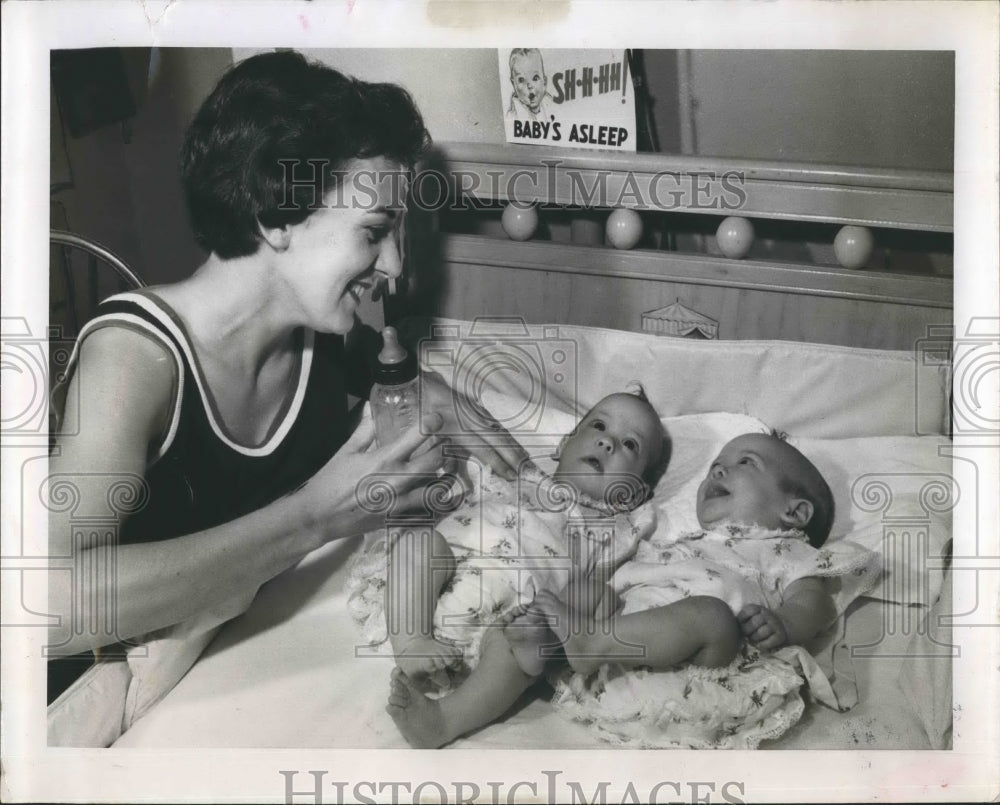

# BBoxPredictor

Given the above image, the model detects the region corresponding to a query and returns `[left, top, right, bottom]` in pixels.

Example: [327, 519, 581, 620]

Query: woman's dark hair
[181, 50, 431, 258]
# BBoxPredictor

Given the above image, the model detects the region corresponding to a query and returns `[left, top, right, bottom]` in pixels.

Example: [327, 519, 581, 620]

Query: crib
[45, 140, 958, 756]
[395, 142, 952, 349]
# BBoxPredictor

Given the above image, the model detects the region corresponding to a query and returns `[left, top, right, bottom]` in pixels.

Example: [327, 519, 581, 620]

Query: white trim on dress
[104, 292, 314, 457]
[69, 311, 185, 463]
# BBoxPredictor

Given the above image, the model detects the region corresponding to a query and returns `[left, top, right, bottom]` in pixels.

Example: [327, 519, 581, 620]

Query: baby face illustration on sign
[507, 48, 554, 122]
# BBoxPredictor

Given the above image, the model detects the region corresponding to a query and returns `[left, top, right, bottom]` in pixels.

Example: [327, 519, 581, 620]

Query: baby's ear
[780, 498, 814, 531]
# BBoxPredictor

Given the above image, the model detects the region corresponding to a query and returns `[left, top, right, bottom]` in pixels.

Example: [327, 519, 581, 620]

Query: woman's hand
[738, 604, 789, 651]
[418, 371, 533, 481]
[293, 404, 457, 542]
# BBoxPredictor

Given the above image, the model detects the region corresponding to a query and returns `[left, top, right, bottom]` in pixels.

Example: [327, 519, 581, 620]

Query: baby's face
[554, 393, 662, 507]
[697, 434, 798, 531]
[511, 53, 547, 113]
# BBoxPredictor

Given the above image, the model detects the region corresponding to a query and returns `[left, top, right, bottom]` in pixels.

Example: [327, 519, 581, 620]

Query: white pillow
[48, 659, 132, 747]
[788, 434, 952, 607]
[123, 587, 259, 728]
[651, 412, 770, 535]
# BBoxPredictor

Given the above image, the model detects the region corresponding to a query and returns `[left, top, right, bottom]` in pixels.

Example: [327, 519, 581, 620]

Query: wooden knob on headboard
[501, 202, 539, 241]
[716, 216, 755, 259]
[834, 225, 875, 269]
[606, 208, 643, 250]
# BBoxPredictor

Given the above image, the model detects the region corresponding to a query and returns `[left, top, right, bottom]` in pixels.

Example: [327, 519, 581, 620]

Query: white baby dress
[347, 467, 656, 681]
[549, 523, 881, 748]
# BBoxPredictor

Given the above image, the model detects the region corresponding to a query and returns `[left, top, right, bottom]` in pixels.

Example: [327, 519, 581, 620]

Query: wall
[122, 48, 234, 285]
[234, 47, 505, 145]
[55, 47, 501, 288]
[50, 50, 148, 276]
[51, 48, 233, 287]
[53, 48, 953, 290]
[677, 50, 954, 170]
[281, 48, 954, 170]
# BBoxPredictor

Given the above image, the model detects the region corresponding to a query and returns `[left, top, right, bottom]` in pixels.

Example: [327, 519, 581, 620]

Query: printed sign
[499, 48, 637, 152]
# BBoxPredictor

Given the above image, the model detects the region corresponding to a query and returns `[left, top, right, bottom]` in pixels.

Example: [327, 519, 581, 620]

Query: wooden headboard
[397, 142, 952, 351]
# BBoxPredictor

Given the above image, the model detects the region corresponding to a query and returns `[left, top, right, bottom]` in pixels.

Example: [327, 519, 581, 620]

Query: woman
[47, 51, 525, 731]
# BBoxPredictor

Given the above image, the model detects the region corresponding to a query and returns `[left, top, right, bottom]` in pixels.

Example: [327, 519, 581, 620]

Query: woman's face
[282, 156, 407, 334]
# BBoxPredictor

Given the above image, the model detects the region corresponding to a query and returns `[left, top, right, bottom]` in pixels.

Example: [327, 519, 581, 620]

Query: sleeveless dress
[58, 291, 361, 543]
[50, 290, 367, 733]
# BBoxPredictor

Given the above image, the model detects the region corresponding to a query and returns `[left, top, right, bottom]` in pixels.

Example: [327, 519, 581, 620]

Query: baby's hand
[738, 604, 788, 651]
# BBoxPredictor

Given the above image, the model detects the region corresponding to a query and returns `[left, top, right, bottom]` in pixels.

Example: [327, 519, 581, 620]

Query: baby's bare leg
[386, 628, 535, 748]
[503, 610, 561, 677]
[537, 593, 741, 675]
[386, 528, 461, 677]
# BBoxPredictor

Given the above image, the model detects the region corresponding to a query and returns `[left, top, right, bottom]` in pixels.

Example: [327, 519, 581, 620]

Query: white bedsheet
[113, 533, 943, 749]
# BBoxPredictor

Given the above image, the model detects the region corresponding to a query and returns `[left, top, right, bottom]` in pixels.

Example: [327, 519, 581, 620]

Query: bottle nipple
[377, 327, 408, 365]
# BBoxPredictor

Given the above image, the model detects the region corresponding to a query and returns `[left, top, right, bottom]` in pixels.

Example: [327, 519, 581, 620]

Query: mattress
[102, 320, 952, 751]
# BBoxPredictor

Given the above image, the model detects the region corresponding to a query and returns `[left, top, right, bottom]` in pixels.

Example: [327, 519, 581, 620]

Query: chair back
[49, 230, 146, 441]
[50, 229, 145, 341]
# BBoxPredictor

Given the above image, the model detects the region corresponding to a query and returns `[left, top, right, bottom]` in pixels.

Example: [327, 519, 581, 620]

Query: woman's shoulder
[51, 319, 181, 462]
[77, 320, 177, 371]
[71, 317, 180, 424]
[82, 286, 196, 367]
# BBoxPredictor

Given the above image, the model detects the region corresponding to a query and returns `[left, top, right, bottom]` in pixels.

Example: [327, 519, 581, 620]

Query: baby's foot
[391, 635, 462, 678]
[503, 609, 557, 677]
[526, 590, 602, 675]
[386, 667, 452, 748]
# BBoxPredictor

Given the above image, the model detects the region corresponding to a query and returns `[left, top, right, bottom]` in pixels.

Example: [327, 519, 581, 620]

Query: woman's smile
[347, 276, 374, 304]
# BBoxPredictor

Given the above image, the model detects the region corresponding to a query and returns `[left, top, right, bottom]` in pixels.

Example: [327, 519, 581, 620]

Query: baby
[349, 389, 670, 748]
[526, 432, 837, 670]
[511, 432, 878, 748]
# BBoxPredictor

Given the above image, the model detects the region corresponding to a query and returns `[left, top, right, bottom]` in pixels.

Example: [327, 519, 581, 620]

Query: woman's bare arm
[418, 370, 532, 479]
[49, 327, 446, 656]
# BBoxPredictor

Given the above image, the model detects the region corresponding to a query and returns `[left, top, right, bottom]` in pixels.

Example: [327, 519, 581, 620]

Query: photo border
[2, 1, 997, 802]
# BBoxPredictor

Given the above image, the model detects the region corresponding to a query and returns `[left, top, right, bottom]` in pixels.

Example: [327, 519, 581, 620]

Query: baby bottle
[370, 326, 420, 447]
